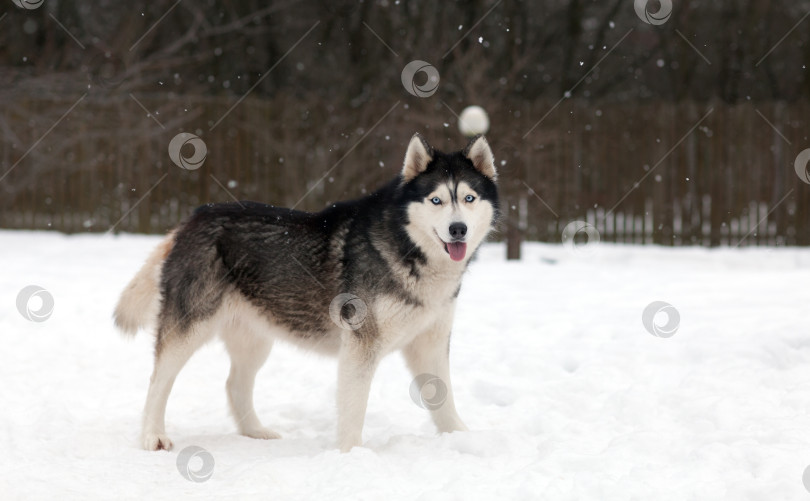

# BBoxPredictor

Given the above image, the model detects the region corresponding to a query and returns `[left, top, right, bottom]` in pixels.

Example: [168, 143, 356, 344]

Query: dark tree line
[1, 0, 808, 104]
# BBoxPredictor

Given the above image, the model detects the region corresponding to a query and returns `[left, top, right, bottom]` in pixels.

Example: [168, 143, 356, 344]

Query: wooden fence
[1, 96, 808, 246]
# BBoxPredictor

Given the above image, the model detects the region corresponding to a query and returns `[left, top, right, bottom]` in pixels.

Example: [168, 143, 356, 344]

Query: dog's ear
[402, 133, 433, 182]
[463, 134, 497, 181]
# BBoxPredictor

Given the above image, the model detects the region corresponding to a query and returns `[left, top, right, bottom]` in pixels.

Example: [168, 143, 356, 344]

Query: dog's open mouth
[444, 241, 467, 261]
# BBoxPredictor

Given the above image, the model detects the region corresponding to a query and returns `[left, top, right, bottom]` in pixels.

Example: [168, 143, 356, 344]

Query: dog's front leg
[402, 318, 468, 433]
[336, 330, 381, 452]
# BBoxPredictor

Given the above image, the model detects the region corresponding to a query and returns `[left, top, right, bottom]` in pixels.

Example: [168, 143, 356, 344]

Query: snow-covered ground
[2, 230, 810, 500]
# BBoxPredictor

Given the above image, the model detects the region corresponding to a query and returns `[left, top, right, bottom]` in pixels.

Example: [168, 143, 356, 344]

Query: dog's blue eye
[430, 197, 441, 205]
[464, 195, 476, 203]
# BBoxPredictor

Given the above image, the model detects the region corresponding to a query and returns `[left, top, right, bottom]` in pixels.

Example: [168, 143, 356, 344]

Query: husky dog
[114, 133, 499, 452]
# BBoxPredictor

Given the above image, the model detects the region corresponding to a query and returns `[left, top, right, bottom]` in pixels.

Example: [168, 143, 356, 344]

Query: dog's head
[399, 133, 499, 264]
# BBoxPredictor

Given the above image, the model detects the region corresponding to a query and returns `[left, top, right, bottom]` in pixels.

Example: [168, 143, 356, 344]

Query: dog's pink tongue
[447, 242, 467, 261]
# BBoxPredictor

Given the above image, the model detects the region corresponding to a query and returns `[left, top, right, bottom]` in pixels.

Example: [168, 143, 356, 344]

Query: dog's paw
[142, 433, 173, 451]
[338, 439, 363, 453]
[437, 417, 469, 433]
[450, 422, 469, 433]
[241, 427, 281, 440]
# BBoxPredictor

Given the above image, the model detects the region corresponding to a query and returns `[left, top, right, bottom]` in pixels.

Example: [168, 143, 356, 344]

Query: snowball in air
[458, 105, 490, 136]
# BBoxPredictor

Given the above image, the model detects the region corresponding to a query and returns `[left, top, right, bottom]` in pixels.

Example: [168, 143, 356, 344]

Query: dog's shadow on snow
[170, 431, 501, 459]
[172, 432, 333, 460]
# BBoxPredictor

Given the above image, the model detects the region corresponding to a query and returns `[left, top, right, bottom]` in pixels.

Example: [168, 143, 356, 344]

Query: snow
[2, 230, 810, 500]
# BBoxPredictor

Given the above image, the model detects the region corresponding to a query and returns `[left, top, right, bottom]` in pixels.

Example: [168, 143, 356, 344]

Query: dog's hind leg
[141, 328, 211, 451]
[336, 332, 381, 452]
[402, 320, 468, 434]
[221, 322, 280, 441]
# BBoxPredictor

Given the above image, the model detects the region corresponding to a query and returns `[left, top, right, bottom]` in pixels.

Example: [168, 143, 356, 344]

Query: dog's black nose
[449, 222, 467, 240]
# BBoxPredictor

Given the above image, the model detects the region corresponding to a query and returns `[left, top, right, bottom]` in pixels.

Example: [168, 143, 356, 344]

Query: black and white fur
[114, 133, 499, 452]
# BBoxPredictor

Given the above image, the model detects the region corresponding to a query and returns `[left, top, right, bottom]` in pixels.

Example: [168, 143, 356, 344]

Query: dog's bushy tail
[113, 232, 175, 336]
